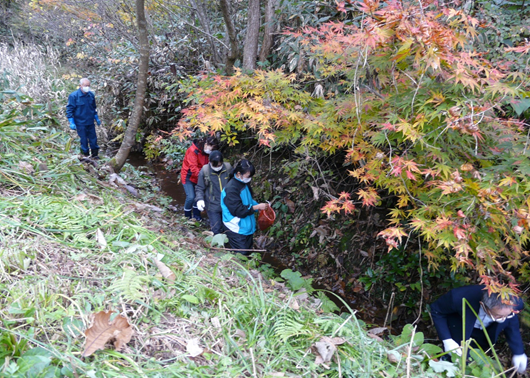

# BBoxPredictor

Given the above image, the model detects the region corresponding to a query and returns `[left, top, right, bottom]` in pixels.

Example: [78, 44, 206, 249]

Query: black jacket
[195, 163, 232, 212]
[430, 285, 524, 355]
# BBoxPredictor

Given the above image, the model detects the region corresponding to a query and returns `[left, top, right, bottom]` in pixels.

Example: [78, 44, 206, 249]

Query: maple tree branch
[412, 235, 424, 326]
[410, 71, 425, 114]
[180, 20, 229, 50]
[523, 124, 530, 155]
[398, 69, 417, 86]
[155, 1, 229, 50]
[384, 131, 394, 177]
[361, 84, 384, 99]
[384, 132, 426, 206]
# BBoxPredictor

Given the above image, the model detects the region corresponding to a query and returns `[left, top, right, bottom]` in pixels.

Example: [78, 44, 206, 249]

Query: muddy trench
[125, 153, 435, 335]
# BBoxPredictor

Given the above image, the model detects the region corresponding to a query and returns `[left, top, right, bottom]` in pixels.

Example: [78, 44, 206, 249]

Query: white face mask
[240, 177, 251, 184]
[81, 86, 91, 93]
[210, 163, 222, 172]
[493, 317, 506, 324]
[204, 148, 212, 154]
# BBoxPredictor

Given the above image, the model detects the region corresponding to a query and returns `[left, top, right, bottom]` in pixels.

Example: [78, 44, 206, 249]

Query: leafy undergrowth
[0, 94, 509, 378]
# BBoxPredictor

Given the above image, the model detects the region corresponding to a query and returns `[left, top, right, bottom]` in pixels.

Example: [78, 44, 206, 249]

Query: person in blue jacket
[430, 285, 527, 373]
[66, 78, 101, 159]
[220, 159, 268, 255]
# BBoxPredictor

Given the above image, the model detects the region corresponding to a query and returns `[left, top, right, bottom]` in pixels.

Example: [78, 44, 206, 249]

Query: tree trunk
[258, 0, 276, 64]
[189, 0, 220, 66]
[242, 0, 260, 71]
[109, 0, 150, 172]
[219, 0, 238, 75]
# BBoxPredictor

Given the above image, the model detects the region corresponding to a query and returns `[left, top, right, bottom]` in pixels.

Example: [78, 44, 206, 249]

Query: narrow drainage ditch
[126, 152, 413, 334]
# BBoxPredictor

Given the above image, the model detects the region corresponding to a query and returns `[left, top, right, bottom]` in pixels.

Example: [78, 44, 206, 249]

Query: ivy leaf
[182, 294, 199, 304]
[317, 292, 340, 313]
[429, 360, 458, 377]
[15, 348, 53, 375]
[509, 98, 530, 116]
[421, 343, 443, 356]
[211, 233, 228, 247]
[281, 269, 306, 291]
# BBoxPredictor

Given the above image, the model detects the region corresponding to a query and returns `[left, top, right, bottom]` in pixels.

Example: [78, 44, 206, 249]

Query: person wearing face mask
[430, 285, 526, 373]
[66, 78, 101, 159]
[180, 136, 219, 220]
[220, 159, 268, 255]
[195, 151, 232, 234]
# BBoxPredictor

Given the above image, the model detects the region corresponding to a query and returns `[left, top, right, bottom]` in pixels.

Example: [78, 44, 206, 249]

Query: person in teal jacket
[220, 159, 268, 255]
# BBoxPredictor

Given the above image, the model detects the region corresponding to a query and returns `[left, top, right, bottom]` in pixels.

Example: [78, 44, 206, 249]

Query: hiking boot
[192, 207, 202, 221]
[91, 149, 100, 160]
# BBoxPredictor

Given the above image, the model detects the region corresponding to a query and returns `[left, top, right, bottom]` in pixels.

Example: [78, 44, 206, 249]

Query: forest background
[0, 0, 530, 374]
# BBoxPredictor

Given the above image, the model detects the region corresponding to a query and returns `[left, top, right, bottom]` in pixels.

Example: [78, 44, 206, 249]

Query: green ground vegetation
[0, 84, 515, 377]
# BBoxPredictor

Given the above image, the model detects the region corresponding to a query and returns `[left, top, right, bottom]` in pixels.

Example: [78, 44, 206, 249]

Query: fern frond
[313, 315, 357, 338]
[273, 311, 315, 343]
[109, 268, 150, 302]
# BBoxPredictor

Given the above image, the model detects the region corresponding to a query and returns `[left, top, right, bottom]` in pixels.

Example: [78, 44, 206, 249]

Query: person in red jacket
[180, 136, 219, 220]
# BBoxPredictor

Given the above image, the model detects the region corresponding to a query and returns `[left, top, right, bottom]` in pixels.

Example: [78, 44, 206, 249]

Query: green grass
[0, 91, 515, 377]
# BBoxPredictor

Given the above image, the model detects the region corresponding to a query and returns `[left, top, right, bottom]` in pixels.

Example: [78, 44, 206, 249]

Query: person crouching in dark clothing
[430, 285, 526, 373]
[220, 159, 268, 255]
[195, 151, 232, 235]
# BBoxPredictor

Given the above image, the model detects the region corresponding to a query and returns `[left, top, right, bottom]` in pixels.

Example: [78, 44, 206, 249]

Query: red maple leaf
[357, 187, 379, 207]
[453, 227, 466, 240]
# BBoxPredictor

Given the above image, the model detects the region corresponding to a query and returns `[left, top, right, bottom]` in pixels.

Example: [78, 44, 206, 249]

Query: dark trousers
[76, 123, 99, 156]
[470, 327, 495, 352]
[207, 209, 225, 235]
[226, 229, 253, 256]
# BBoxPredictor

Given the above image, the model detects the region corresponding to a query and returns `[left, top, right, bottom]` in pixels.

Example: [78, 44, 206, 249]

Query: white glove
[512, 354, 527, 374]
[442, 339, 462, 356]
[196, 200, 205, 211]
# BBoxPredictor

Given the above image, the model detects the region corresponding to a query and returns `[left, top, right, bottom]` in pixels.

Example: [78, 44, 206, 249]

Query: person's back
[219, 159, 268, 255]
[221, 176, 257, 235]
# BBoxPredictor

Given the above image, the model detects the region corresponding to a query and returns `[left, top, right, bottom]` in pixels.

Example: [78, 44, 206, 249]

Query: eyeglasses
[480, 302, 517, 323]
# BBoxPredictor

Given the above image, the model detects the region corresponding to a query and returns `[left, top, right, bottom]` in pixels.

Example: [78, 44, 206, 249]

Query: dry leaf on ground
[186, 338, 204, 357]
[368, 327, 388, 336]
[18, 161, 34, 174]
[311, 186, 319, 200]
[82, 310, 133, 357]
[211, 317, 221, 329]
[233, 329, 246, 340]
[313, 336, 346, 365]
[285, 198, 295, 213]
[74, 193, 88, 202]
[95, 229, 107, 248]
[153, 259, 176, 282]
[109, 173, 127, 187]
[387, 350, 401, 363]
[367, 333, 384, 342]
[74, 192, 104, 205]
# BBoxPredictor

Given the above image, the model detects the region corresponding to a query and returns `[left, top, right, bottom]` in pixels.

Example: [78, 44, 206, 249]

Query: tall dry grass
[0, 41, 67, 104]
